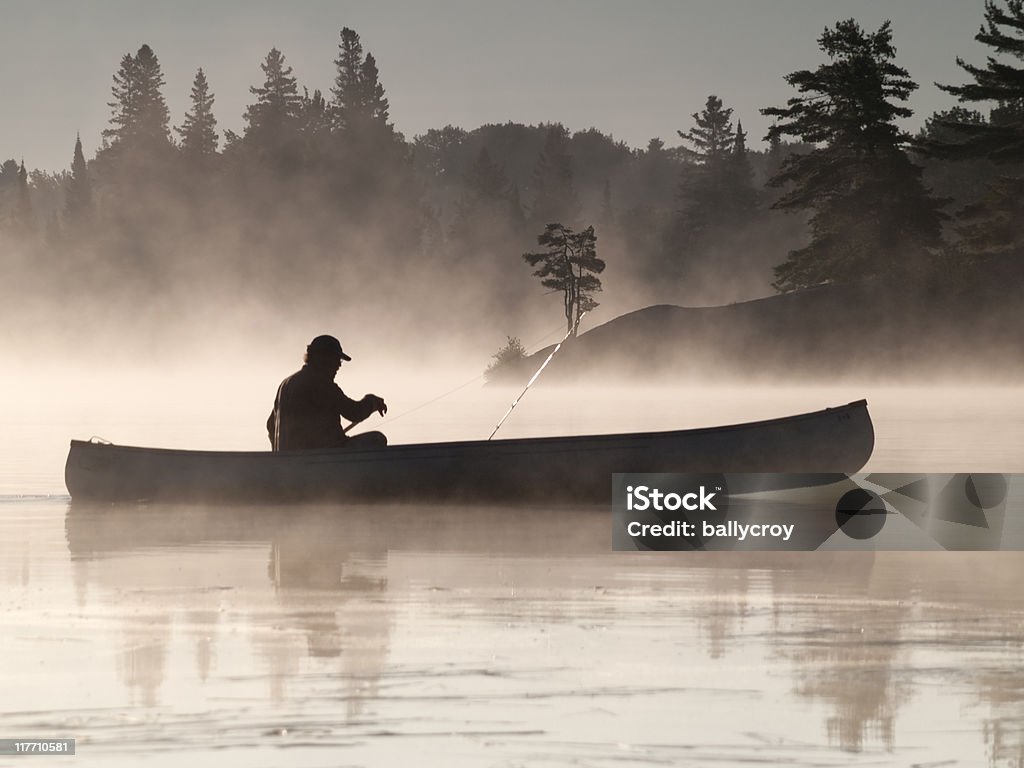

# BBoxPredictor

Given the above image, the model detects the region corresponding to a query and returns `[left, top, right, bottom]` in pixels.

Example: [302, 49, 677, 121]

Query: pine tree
[674, 95, 755, 251]
[927, 0, 1024, 255]
[732, 122, 750, 170]
[103, 45, 170, 151]
[934, 0, 1024, 163]
[64, 134, 94, 227]
[327, 26, 417, 252]
[0, 159, 18, 229]
[679, 95, 735, 166]
[176, 68, 218, 160]
[523, 223, 605, 335]
[14, 160, 33, 233]
[729, 120, 758, 211]
[104, 53, 136, 147]
[243, 48, 302, 163]
[331, 27, 364, 132]
[568, 226, 603, 326]
[359, 54, 390, 126]
[245, 48, 301, 133]
[761, 19, 946, 290]
[297, 88, 332, 161]
[133, 45, 170, 146]
[530, 125, 579, 228]
[331, 27, 392, 140]
[675, 96, 737, 235]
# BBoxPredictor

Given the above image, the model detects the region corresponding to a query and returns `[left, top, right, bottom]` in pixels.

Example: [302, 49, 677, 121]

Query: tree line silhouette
[1, 6, 1022, 338]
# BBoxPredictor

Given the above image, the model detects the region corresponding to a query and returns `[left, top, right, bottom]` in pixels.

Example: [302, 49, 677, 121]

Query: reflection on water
[768, 557, 907, 753]
[1, 499, 1022, 765]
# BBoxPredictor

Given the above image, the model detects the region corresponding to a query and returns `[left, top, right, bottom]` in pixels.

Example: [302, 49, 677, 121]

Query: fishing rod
[487, 312, 587, 441]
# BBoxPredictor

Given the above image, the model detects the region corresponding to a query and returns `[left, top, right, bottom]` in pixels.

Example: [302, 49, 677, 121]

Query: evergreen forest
[2, 9, 1023, 354]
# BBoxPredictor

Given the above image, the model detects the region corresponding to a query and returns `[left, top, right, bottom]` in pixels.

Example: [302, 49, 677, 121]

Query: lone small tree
[523, 223, 605, 336]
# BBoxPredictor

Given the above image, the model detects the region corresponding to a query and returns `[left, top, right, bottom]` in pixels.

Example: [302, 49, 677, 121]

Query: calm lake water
[3, 376, 1024, 766]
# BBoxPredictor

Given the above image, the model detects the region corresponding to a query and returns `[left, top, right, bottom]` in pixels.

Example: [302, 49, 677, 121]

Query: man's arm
[334, 387, 387, 426]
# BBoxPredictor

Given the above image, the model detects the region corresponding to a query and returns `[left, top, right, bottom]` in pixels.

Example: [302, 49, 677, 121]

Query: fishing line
[372, 374, 483, 429]
[373, 323, 567, 429]
[487, 312, 587, 441]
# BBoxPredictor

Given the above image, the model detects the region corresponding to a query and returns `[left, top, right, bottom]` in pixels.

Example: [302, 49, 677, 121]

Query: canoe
[65, 400, 873, 504]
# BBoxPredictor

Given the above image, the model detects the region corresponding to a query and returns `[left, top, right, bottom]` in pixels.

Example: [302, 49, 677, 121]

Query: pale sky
[1, 1, 992, 172]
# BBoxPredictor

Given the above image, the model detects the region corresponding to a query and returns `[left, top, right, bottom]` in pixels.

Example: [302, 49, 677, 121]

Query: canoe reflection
[64, 502, 613, 718]
[64, 501, 612, 560]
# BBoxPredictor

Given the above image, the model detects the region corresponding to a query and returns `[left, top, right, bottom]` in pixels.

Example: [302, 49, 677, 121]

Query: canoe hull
[65, 400, 874, 504]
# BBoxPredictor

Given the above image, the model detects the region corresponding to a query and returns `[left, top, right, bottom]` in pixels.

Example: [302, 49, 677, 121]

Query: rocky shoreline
[491, 256, 1024, 383]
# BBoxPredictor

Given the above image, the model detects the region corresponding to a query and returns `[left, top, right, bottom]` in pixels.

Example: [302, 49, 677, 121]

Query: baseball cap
[307, 335, 351, 361]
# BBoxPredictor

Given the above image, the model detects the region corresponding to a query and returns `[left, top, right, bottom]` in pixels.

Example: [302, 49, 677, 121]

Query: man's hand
[366, 394, 387, 416]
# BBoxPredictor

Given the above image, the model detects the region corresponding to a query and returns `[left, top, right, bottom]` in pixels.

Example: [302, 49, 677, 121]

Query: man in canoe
[267, 335, 388, 451]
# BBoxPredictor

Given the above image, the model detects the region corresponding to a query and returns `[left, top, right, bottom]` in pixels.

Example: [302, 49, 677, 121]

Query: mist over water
[3, 3, 1024, 763]
[5, 353, 1024, 497]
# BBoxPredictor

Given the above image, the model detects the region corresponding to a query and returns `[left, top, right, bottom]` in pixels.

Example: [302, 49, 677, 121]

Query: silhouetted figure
[267, 335, 387, 451]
